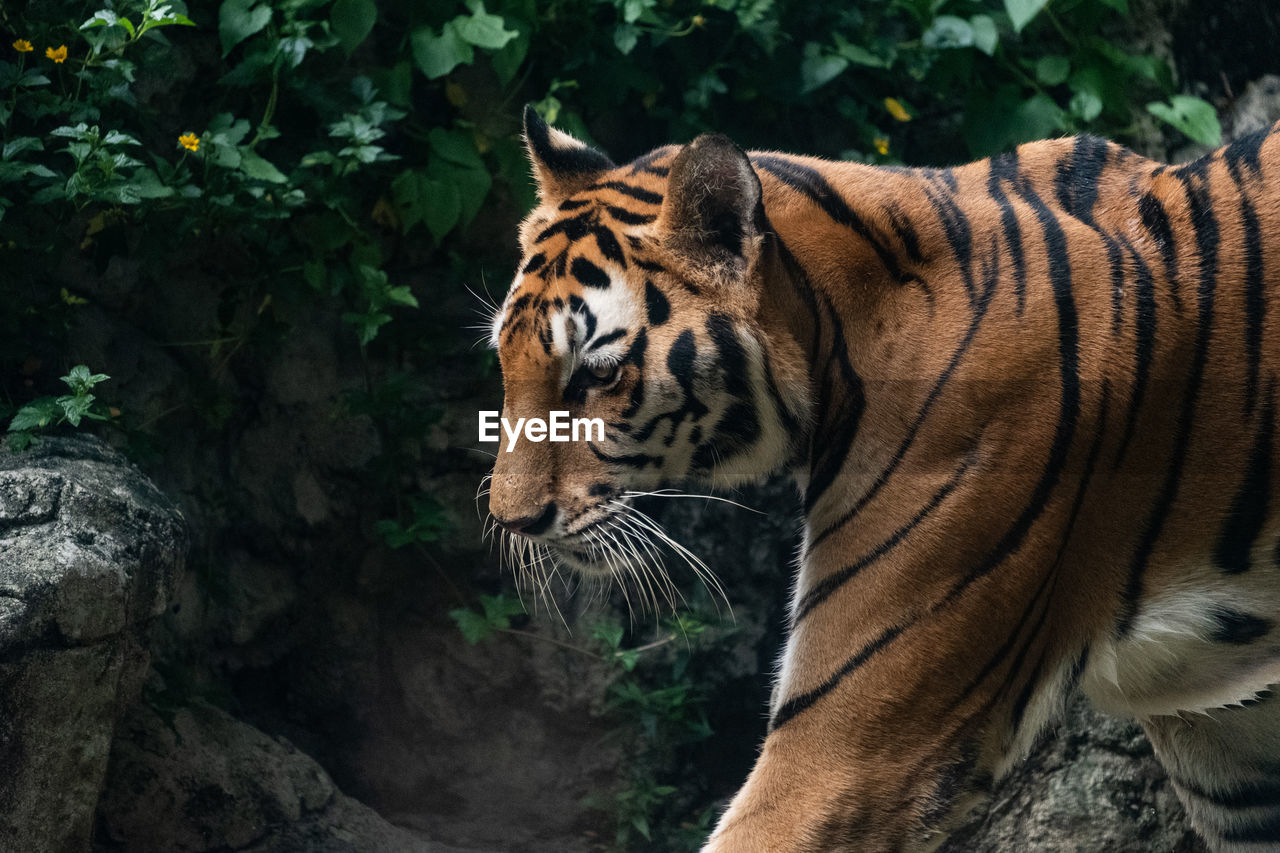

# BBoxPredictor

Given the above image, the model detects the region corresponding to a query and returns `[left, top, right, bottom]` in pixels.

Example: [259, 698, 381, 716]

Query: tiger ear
[523, 104, 615, 204]
[659, 133, 765, 280]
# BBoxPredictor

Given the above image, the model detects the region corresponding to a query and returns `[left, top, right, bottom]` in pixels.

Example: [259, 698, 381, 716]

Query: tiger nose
[495, 502, 557, 537]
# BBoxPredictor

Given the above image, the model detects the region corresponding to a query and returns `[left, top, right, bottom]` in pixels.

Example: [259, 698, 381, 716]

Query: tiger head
[485, 107, 812, 580]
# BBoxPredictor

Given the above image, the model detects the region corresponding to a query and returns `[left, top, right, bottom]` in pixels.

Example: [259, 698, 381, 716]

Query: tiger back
[485, 105, 1280, 852]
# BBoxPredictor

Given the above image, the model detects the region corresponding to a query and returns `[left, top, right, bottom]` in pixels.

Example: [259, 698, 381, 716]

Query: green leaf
[1036, 56, 1070, 86]
[455, 1, 518, 50]
[238, 149, 288, 182]
[385, 285, 419, 309]
[450, 608, 493, 644]
[614, 24, 639, 55]
[620, 0, 657, 24]
[207, 113, 252, 147]
[392, 169, 462, 239]
[800, 43, 847, 94]
[331, 0, 377, 52]
[219, 0, 273, 57]
[1069, 89, 1103, 121]
[56, 393, 93, 428]
[411, 23, 474, 79]
[922, 15, 973, 49]
[3, 137, 43, 160]
[6, 431, 35, 452]
[1097, 0, 1128, 11]
[1004, 0, 1049, 32]
[61, 365, 109, 391]
[1147, 96, 1222, 147]
[593, 620, 625, 649]
[428, 129, 486, 171]
[969, 15, 998, 56]
[478, 593, 525, 626]
[342, 310, 392, 345]
[80, 11, 120, 30]
[8, 398, 59, 431]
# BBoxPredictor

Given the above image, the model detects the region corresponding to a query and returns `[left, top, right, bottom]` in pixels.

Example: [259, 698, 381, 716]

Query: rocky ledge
[0, 437, 187, 851]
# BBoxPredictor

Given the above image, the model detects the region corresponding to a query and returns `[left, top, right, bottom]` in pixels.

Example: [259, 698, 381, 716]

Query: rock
[95, 699, 470, 853]
[1226, 74, 1280, 140]
[941, 695, 1205, 850]
[0, 436, 187, 853]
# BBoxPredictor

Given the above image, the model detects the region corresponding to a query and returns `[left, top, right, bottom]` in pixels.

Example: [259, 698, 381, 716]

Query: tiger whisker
[611, 500, 733, 619]
[622, 488, 764, 515]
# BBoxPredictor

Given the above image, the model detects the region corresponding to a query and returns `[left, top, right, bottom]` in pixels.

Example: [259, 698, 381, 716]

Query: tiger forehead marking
[486, 104, 1280, 853]
[493, 179, 671, 370]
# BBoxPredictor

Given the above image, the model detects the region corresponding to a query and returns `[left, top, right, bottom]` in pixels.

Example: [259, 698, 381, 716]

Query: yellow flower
[45, 45, 67, 63]
[873, 136, 890, 156]
[884, 97, 912, 122]
[178, 133, 200, 152]
[12, 39, 33, 53]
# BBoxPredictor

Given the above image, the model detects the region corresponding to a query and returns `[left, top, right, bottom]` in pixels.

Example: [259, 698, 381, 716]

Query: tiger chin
[485, 103, 1280, 853]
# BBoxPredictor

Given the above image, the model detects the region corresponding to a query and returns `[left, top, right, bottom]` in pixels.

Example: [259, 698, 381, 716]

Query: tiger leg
[1139, 693, 1280, 851]
[702, 563, 1087, 852]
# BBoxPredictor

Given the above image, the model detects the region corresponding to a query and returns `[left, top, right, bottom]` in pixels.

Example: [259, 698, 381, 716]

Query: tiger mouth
[550, 513, 636, 576]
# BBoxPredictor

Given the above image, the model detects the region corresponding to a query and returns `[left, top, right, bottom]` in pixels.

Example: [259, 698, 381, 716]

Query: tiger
[484, 103, 1280, 852]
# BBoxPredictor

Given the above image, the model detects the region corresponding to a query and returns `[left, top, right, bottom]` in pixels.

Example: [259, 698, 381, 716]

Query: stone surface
[95, 699, 479, 853]
[0, 437, 187, 853]
[945, 695, 1204, 851]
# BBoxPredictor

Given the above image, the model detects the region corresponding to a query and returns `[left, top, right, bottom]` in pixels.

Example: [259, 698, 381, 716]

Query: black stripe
[521, 252, 546, 275]
[1225, 157, 1265, 416]
[1113, 236, 1156, 468]
[1222, 125, 1267, 176]
[1209, 607, 1273, 644]
[1214, 384, 1273, 574]
[1174, 774, 1280, 810]
[922, 177, 975, 302]
[626, 147, 672, 177]
[987, 152, 1028, 314]
[619, 327, 647, 418]
[586, 440, 660, 469]
[1223, 812, 1280, 844]
[587, 328, 626, 351]
[591, 225, 626, 267]
[1118, 164, 1219, 635]
[802, 292, 864, 514]
[570, 257, 611, 289]
[944, 176, 1081, 602]
[536, 211, 592, 244]
[644, 279, 669, 326]
[590, 180, 663, 205]
[771, 624, 904, 729]
[972, 383, 1110, 729]
[1009, 645, 1050, 736]
[1138, 189, 1182, 311]
[810, 236, 998, 548]
[759, 345, 802, 440]
[752, 154, 914, 286]
[1054, 135, 1109, 222]
[567, 294, 596, 342]
[885, 203, 926, 263]
[605, 205, 656, 226]
[795, 456, 972, 622]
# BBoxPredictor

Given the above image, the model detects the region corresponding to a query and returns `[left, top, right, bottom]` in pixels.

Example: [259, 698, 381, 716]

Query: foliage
[452, 590, 728, 851]
[4, 364, 112, 450]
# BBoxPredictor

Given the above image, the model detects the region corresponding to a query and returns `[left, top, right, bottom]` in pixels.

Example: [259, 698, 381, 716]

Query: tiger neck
[753, 157, 922, 511]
